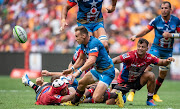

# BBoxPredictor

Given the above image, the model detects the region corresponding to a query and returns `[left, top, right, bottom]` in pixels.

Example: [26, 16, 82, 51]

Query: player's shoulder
[171, 15, 180, 21]
[68, 0, 77, 3]
[76, 44, 81, 50]
[128, 50, 136, 56]
[154, 15, 162, 22]
[122, 50, 135, 59]
[89, 36, 101, 46]
[146, 52, 157, 59]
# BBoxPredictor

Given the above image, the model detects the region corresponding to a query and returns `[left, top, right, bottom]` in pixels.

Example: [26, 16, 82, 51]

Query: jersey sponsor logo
[157, 26, 163, 29]
[170, 25, 176, 30]
[90, 47, 98, 52]
[122, 53, 130, 59]
[54, 95, 61, 99]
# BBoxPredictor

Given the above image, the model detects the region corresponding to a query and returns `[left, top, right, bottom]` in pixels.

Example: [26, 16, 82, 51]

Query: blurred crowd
[0, 0, 180, 53]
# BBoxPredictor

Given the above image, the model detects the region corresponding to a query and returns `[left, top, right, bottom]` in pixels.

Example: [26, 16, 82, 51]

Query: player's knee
[92, 94, 102, 103]
[159, 71, 168, 78]
[148, 72, 155, 81]
[78, 79, 87, 88]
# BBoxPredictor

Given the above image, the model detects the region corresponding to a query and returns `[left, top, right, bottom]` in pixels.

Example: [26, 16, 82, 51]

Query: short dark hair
[75, 26, 88, 36]
[138, 38, 149, 47]
[161, 1, 171, 8]
[51, 75, 60, 83]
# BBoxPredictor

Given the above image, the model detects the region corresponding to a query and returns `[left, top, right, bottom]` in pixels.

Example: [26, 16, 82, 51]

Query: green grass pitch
[0, 76, 180, 109]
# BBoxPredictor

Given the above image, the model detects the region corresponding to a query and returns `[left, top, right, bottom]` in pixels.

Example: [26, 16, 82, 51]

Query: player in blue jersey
[129, 1, 180, 102]
[60, 0, 117, 52]
[61, 26, 124, 107]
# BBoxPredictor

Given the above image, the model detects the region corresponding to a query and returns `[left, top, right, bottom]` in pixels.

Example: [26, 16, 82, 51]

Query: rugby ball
[13, 25, 27, 43]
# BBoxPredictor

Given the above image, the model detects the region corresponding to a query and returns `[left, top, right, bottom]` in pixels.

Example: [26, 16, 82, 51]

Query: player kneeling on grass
[61, 26, 124, 108]
[106, 38, 175, 106]
[22, 74, 76, 105]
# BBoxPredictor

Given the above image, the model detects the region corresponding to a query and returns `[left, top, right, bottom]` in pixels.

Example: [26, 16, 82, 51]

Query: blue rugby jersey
[80, 36, 112, 69]
[67, 0, 103, 23]
[148, 15, 180, 51]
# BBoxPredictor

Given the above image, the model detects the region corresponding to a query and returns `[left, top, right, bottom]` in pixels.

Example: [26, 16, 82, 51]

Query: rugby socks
[103, 92, 118, 102]
[85, 87, 96, 98]
[83, 98, 96, 103]
[147, 92, 154, 100]
[154, 77, 164, 94]
[28, 81, 35, 87]
[71, 89, 85, 104]
[31, 84, 40, 93]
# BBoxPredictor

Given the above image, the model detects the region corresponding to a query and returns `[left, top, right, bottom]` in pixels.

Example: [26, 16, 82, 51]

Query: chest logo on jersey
[83, 0, 90, 2]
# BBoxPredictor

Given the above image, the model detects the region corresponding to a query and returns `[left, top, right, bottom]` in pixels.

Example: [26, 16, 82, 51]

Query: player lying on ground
[107, 38, 175, 106]
[22, 74, 76, 105]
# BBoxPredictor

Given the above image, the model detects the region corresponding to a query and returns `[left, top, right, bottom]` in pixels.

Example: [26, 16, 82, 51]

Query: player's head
[51, 79, 68, 95]
[75, 26, 88, 44]
[51, 75, 60, 83]
[160, 1, 171, 17]
[137, 38, 149, 56]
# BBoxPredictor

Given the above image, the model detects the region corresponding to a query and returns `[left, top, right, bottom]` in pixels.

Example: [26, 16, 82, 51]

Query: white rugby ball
[13, 25, 27, 43]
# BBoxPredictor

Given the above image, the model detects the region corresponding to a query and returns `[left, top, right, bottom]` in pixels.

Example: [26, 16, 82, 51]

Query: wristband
[78, 69, 83, 74]
[71, 66, 75, 72]
[171, 33, 180, 38]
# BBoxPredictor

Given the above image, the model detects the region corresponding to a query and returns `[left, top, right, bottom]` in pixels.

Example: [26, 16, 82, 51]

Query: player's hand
[67, 74, 75, 84]
[36, 77, 44, 86]
[162, 32, 172, 38]
[166, 57, 175, 62]
[63, 68, 72, 76]
[72, 71, 80, 78]
[130, 35, 136, 41]
[41, 70, 50, 76]
[106, 6, 116, 13]
[60, 19, 68, 31]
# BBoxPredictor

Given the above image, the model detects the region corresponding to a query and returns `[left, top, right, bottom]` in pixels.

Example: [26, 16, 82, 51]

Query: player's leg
[110, 68, 119, 91]
[93, 22, 109, 52]
[140, 71, 156, 106]
[22, 74, 41, 93]
[153, 65, 169, 102]
[61, 71, 96, 106]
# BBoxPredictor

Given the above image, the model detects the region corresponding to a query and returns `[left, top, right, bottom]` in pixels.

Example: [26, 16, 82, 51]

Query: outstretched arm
[157, 57, 175, 66]
[60, 3, 75, 31]
[130, 27, 152, 41]
[112, 56, 122, 64]
[63, 52, 86, 75]
[41, 70, 63, 76]
[72, 55, 96, 78]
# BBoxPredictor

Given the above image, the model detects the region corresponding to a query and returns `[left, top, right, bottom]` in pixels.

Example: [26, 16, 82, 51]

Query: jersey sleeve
[150, 54, 159, 65]
[119, 52, 131, 63]
[176, 18, 180, 32]
[88, 41, 99, 57]
[147, 18, 156, 30]
[67, 0, 77, 7]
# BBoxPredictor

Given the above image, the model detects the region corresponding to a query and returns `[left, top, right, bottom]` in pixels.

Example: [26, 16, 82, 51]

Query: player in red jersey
[106, 38, 175, 106]
[22, 74, 76, 105]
